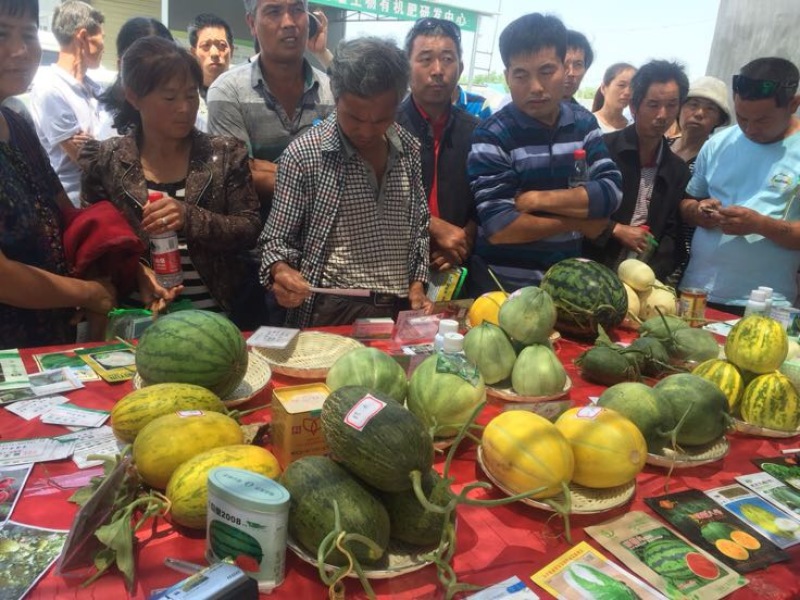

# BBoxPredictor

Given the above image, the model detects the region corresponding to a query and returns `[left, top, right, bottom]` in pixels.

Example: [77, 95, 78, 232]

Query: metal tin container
[679, 288, 708, 327]
[770, 305, 800, 336]
[206, 467, 290, 593]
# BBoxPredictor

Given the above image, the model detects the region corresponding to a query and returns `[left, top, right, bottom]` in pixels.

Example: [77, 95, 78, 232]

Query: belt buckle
[371, 293, 395, 307]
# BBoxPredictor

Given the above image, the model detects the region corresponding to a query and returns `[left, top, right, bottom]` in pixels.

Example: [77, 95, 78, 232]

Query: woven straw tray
[477, 447, 635, 514]
[287, 535, 443, 579]
[133, 351, 272, 408]
[252, 331, 363, 379]
[733, 419, 800, 439]
[646, 436, 730, 468]
[486, 376, 572, 403]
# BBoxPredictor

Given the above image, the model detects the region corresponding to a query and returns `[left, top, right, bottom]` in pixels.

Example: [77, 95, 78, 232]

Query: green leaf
[95, 510, 136, 586]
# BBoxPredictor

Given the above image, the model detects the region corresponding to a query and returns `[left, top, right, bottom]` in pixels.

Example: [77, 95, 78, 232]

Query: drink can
[678, 288, 707, 327]
[206, 467, 290, 593]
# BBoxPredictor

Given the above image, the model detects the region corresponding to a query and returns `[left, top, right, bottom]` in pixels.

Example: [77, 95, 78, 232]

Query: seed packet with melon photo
[705, 483, 800, 549]
[752, 456, 800, 491]
[736, 472, 800, 522]
[74, 344, 136, 383]
[531, 540, 666, 599]
[585, 511, 746, 600]
[645, 488, 787, 573]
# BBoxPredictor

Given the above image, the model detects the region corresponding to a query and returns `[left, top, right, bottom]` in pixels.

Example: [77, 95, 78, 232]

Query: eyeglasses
[732, 74, 798, 101]
[409, 17, 461, 43]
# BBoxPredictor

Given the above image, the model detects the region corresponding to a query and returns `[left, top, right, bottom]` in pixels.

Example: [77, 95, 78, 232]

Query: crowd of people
[2, 0, 799, 348]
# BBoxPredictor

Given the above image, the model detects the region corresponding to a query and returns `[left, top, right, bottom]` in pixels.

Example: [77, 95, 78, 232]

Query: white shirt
[29, 65, 106, 207]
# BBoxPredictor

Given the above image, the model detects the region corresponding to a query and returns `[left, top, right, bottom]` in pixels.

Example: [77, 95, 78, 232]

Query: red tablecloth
[3, 320, 799, 599]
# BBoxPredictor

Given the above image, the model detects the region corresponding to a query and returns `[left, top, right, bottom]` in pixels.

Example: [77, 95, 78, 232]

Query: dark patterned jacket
[78, 130, 262, 326]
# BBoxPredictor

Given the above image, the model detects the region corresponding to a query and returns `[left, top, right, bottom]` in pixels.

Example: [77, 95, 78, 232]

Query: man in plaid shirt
[259, 38, 432, 328]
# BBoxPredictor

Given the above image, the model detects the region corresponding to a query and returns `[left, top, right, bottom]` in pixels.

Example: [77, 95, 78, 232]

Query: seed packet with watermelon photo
[736, 472, 800, 521]
[645, 488, 787, 573]
[531, 540, 667, 599]
[74, 344, 136, 383]
[585, 511, 746, 600]
[752, 456, 800, 491]
[705, 483, 800, 549]
[0, 464, 32, 527]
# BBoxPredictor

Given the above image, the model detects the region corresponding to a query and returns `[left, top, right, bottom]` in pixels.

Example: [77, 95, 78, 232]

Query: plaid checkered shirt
[259, 112, 430, 328]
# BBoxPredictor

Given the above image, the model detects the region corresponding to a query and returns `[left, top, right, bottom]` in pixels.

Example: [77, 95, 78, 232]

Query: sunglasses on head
[410, 17, 461, 43]
[732, 74, 798, 101]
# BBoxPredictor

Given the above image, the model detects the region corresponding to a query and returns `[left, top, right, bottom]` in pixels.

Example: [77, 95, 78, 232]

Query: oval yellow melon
[133, 411, 244, 489]
[467, 291, 508, 328]
[554, 406, 646, 488]
[167, 445, 281, 529]
[481, 410, 573, 499]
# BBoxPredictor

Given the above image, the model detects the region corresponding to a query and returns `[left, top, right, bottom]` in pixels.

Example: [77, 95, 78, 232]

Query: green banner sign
[313, 0, 480, 32]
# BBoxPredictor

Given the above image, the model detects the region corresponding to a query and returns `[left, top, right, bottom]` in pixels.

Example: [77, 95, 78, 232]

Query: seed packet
[645, 488, 787, 573]
[75, 344, 136, 383]
[736, 472, 800, 521]
[752, 456, 800, 491]
[531, 541, 666, 599]
[585, 511, 746, 600]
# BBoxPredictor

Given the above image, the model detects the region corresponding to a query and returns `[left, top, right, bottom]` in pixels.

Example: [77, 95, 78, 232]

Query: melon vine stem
[486, 267, 508, 294]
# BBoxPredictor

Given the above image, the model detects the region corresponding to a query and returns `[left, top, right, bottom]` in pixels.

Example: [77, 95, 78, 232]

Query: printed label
[176, 410, 203, 418]
[577, 406, 602, 419]
[151, 237, 181, 275]
[343, 395, 387, 431]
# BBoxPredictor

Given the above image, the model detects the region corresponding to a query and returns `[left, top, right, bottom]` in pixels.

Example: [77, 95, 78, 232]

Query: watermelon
[407, 355, 486, 437]
[725, 315, 788, 374]
[700, 522, 736, 544]
[740, 372, 800, 431]
[670, 328, 720, 363]
[321, 386, 433, 492]
[497, 286, 556, 344]
[597, 382, 670, 451]
[654, 374, 731, 446]
[640, 314, 690, 342]
[463, 322, 516, 385]
[135, 310, 247, 398]
[576, 346, 638, 386]
[539, 258, 627, 339]
[326, 347, 407, 404]
[641, 538, 696, 582]
[511, 344, 567, 396]
[280, 456, 390, 565]
[624, 336, 670, 376]
[692, 359, 744, 413]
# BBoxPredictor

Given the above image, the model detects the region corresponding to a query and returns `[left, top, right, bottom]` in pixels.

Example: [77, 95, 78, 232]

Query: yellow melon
[554, 406, 646, 488]
[481, 410, 573, 498]
[467, 291, 509, 328]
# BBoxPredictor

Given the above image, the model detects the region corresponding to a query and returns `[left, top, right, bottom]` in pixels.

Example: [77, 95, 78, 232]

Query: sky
[343, 0, 722, 91]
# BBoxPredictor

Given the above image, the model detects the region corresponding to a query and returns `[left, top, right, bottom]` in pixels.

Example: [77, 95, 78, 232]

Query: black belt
[329, 292, 402, 307]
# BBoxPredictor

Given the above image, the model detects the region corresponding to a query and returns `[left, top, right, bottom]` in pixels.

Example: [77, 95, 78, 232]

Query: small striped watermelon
[725, 315, 788, 374]
[740, 372, 800, 431]
[209, 520, 263, 571]
[692, 359, 745, 413]
[641, 538, 695, 582]
[540, 258, 627, 339]
[135, 310, 247, 398]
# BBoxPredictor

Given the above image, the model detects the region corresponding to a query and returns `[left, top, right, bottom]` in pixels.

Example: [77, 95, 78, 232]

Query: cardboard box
[271, 383, 330, 468]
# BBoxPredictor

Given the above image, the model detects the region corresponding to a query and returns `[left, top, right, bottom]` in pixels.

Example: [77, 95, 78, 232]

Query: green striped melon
[326, 347, 407, 403]
[135, 310, 247, 398]
[497, 286, 557, 344]
[280, 456, 390, 565]
[740, 372, 800, 431]
[725, 315, 788, 374]
[463, 322, 516, 385]
[641, 538, 695, 582]
[209, 520, 263, 572]
[322, 386, 434, 492]
[111, 383, 225, 442]
[539, 258, 628, 339]
[692, 359, 745, 413]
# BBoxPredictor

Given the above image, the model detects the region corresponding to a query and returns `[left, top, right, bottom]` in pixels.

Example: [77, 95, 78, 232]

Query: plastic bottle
[441, 331, 465, 354]
[147, 191, 184, 288]
[743, 289, 767, 317]
[568, 148, 588, 188]
[433, 319, 459, 352]
[626, 225, 658, 261]
[758, 286, 774, 316]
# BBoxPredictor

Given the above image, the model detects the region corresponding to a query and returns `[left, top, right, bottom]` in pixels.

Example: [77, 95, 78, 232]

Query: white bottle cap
[438, 319, 459, 335]
[442, 332, 464, 353]
[758, 286, 773, 298]
[749, 290, 767, 302]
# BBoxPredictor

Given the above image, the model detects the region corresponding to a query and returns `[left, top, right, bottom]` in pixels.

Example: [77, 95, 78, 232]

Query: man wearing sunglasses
[396, 18, 478, 291]
[679, 57, 800, 315]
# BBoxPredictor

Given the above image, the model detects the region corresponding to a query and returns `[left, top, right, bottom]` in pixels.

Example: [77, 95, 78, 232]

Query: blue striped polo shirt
[468, 101, 622, 288]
